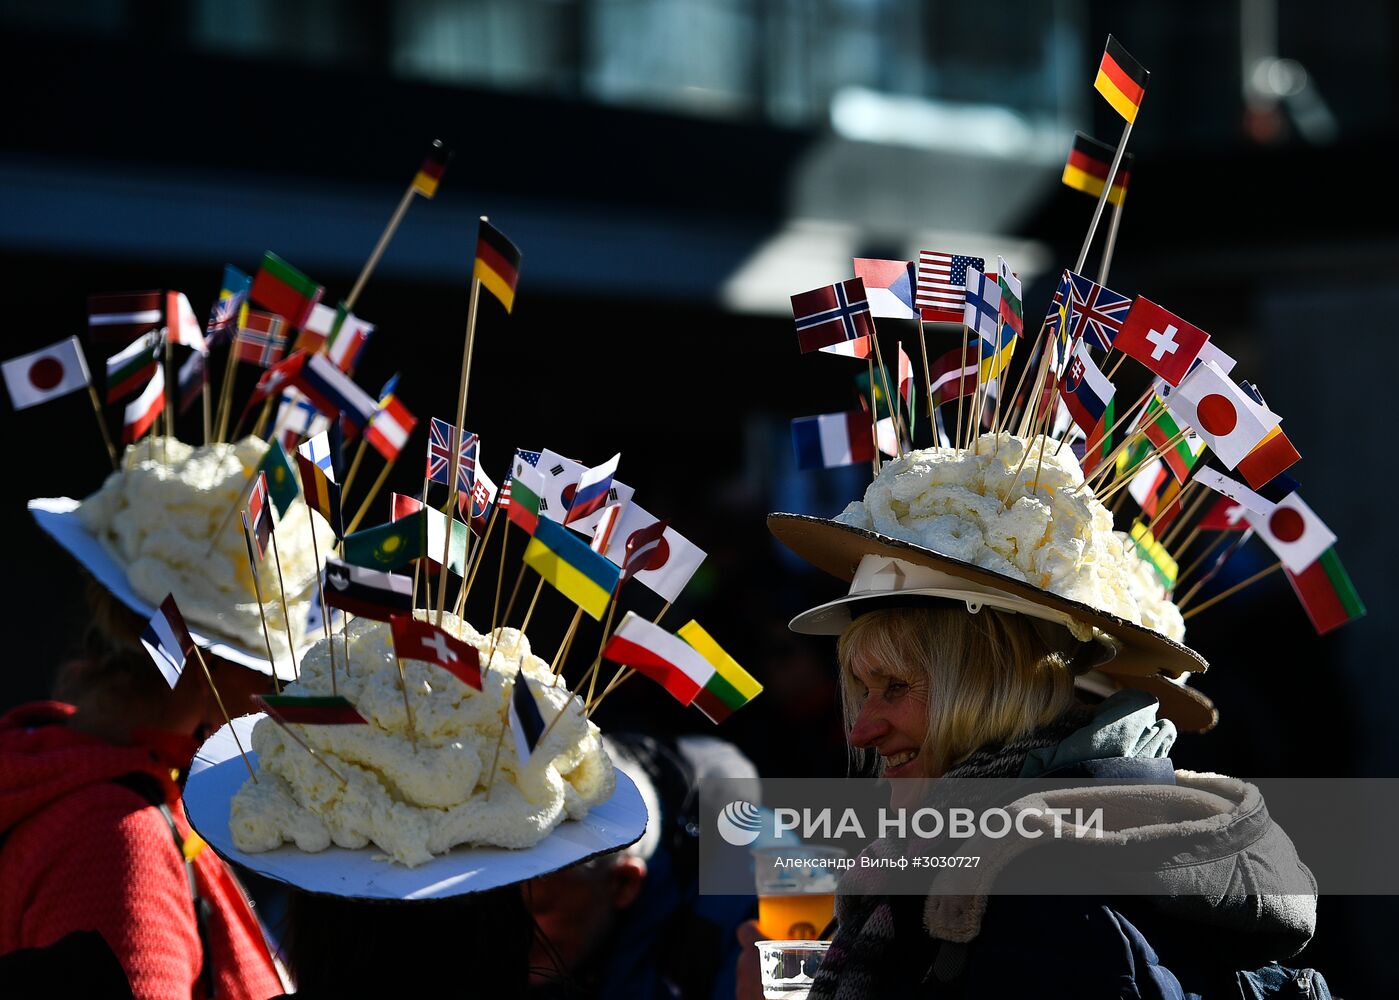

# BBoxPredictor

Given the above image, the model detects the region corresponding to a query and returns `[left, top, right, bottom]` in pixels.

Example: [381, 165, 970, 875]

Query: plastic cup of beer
[752, 845, 845, 940]
[755, 939, 830, 999]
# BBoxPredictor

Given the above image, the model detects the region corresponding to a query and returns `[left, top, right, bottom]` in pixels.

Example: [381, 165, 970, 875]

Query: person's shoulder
[8, 776, 176, 866]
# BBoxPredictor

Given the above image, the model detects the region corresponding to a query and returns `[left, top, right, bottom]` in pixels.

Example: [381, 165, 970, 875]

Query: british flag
[425, 417, 478, 492]
[1066, 272, 1132, 352]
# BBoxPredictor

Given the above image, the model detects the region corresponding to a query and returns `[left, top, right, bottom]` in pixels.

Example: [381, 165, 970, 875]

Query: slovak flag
[1058, 341, 1116, 434]
[1115, 297, 1209, 386]
[565, 453, 621, 526]
[853, 259, 919, 320]
[791, 278, 875, 354]
[1244, 493, 1336, 574]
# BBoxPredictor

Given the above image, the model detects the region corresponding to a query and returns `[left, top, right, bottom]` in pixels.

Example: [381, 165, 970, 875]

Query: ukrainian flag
[979, 325, 1016, 382]
[523, 516, 621, 619]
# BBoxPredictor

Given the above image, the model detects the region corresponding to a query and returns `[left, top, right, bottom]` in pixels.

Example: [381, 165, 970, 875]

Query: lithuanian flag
[1129, 521, 1177, 588]
[474, 219, 522, 313]
[523, 516, 620, 620]
[411, 140, 450, 198]
[1095, 35, 1149, 123]
[1285, 547, 1365, 636]
[678, 621, 762, 724]
[1062, 132, 1133, 206]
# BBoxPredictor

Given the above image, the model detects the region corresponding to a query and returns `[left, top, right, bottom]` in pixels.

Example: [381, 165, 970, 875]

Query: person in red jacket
[0, 586, 283, 1000]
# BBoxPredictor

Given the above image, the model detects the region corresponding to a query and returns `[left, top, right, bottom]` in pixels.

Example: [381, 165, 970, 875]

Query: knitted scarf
[807, 705, 1094, 1000]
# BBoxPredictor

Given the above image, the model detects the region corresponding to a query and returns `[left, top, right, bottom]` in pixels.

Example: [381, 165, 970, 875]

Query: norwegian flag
[1065, 272, 1132, 352]
[235, 311, 288, 367]
[790, 278, 875, 354]
[425, 417, 478, 493]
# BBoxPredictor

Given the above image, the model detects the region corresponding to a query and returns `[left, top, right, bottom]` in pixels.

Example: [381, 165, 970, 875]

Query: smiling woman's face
[846, 652, 934, 783]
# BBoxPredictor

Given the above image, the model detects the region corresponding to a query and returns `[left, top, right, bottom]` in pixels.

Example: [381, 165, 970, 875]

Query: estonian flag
[508, 674, 546, 763]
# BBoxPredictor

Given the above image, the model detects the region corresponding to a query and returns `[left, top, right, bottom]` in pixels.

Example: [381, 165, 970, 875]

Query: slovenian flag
[791, 411, 876, 470]
[322, 557, 412, 621]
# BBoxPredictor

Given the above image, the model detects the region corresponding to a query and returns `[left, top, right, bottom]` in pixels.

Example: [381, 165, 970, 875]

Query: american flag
[425, 417, 477, 492]
[234, 311, 287, 367]
[916, 252, 985, 323]
[1066, 272, 1132, 352]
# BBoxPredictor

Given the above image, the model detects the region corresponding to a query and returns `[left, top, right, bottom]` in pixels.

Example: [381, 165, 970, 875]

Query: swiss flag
[1115, 298, 1209, 386]
[389, 614, 482, 690]
[1196, 495, 1250, 532]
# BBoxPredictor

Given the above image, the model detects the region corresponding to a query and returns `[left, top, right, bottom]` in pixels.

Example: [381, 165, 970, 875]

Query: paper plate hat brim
[1076, 669, 1219, 734]
[768, 513, 1206, 680]
[30, 497, 304, 680]
[184, 716, 650, 900]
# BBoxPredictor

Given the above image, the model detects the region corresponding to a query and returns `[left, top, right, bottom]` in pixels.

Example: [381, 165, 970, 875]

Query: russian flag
[853, 258, 919, 320]
[564, 453, 620, 526]
[792, 411, 876, 470]
[296, 353, 378, 429]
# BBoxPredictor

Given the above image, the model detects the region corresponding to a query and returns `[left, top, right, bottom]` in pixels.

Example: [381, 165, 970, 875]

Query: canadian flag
[1166, 361, 1277, 469]
[1244, 493, 1336, 573]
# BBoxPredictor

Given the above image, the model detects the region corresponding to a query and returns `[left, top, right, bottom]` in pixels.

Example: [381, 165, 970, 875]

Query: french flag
[564, 453, 620, 526]
[792, 412, 876, 470]
[853, 258, 919, 321]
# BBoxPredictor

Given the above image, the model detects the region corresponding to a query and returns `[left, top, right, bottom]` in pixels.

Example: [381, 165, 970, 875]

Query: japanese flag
[602, 501, 706, 602]
[2, 337, 91, 410]
[1166, 361, 1277, 469]
[1245, 494, 1336, 574]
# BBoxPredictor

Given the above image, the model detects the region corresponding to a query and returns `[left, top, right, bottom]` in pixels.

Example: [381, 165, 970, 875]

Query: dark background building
[2, 1, 1395, 991]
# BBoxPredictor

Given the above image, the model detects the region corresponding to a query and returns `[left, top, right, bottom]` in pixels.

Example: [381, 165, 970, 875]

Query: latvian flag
[474, 219, 522, 313]
[412, 140, 450, 199]
[564, 453, 620, 526]
[250, 252, 323, 330]
[1094, 34, 1149, 123]
[88, 291, 163, 345]
[139, 594, 195, 689]
[1062, 132, 1133, 206]
[1285, 547, 1365, 635]
[792, 411, 876, 470]
[602, 612, 716, 706]
[322, 557, 412, 621]
[791, 278, 875, 354]
[916, 252, 984, 324]
[1058, 342, 1114, 435]
[678, 621, 761, 724]
[254, 694, 368, 726]
[365, 395, 417, 462]
[122, 364, 165, 444]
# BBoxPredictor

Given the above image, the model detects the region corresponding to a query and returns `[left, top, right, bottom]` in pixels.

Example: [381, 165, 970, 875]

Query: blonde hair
[836, 605, 1077, 777]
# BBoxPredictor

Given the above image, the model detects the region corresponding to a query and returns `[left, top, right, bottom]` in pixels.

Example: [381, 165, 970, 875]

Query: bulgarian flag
[1285, 547, 1365, 636]
[105, 331, 162, 403]
[507, 456, 546, 534]
[602, 612, 714, 706]
[255, 694, 368, 725]
[678, 621, 761, 724]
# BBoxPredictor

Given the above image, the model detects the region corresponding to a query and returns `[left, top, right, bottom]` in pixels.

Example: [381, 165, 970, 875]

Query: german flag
[1062, 132, 1133, 206]
[1094, 35, 1149, 123]
[474, 218, 522, 313]
[412, 140, 450, 198]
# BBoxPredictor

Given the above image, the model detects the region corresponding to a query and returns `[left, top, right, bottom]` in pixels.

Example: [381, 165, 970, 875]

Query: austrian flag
[791, 279, 875, 354]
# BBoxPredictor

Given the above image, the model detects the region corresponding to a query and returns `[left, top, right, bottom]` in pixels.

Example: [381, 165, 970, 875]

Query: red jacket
[0, 702, 282, 1000]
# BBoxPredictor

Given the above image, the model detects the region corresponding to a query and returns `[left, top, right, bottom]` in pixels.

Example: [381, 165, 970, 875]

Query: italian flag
[678, 621, 762, 724]
[1285, 547, 1365, 636]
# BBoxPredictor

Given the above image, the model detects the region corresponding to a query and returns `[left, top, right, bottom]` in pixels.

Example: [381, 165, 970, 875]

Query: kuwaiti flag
[140, 594, 195, 689]
[602, 612, 715, 706]
[601, 502, 706, 601]
[564, 453, 621, 527]
[853, 259, 918, 320]
[1166, 361, 1277, 468]
[122, 363, 165, 444]
[1115, 298, 1209, 386]
[295, 353, 378, 429]
[1244, 493, 1336, 574]
[1058, 341, 1115, 434]
[962, 268, 1001, 344]
[997, 257, 1024, 336]
[792, 411, 877, 470]
[2, 336, 91, 410]
[166, 291, 206, 353]
[791, 278, 875, 354]
[536, 448, 635, 534]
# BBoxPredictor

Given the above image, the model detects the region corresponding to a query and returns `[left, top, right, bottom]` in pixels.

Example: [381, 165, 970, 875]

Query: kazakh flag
[523, 516, 620, 619]
[678, 621, 762, 725]
[257, 441, 301, 517]
[343, 510, 426, 572]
